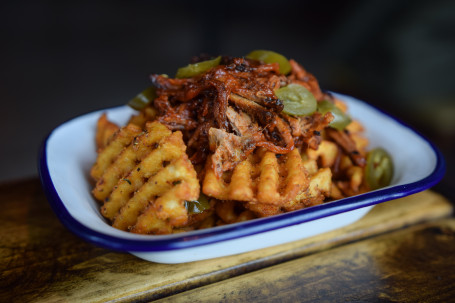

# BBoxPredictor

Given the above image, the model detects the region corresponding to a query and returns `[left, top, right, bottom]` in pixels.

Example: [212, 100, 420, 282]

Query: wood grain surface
[159, 219, 455, 303]
[0, 179, 453, 302]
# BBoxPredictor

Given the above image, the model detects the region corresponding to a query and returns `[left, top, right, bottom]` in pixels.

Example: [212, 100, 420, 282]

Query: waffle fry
[335, 162, 367, 197]
[95, 113, 120, 150]
[285, 167, 332, 209]
[215, 200, 256, 224]
[92, 120, 200, 234]
[306, 140, 339, 168]
[247, 166, 332, 217]
[91, 123, 142, 181]
[93, 121, 171, 201]
[126, 157, 200, 234]
[203, 148, 309, 205]
[128, 106, 158, 128]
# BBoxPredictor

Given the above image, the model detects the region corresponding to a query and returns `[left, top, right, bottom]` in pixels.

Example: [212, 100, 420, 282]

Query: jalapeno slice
[127, 86, 157, 110]
[175, 56, 221, 78]
[364, 148, 394, 190]
[275, 83, 317, 116]
[246, 50, 292, 75]
[317, 100, 351, 130]
[185, 193, 211, 215]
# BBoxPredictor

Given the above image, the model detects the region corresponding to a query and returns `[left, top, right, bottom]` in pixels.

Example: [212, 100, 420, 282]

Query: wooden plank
[0, 179, 452, 302]
[158, 218, 455, 303]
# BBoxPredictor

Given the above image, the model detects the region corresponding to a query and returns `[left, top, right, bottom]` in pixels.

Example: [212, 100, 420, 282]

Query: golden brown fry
[93, 122, 171, 201]
[346, 166, 363, 192]
[203, 148, 308, 205]
[245, 202, 282, 217]
[101, 131, 187, 220]
[128, 106, 158, 128]
[336, 165, 367, 197]
[215, 200, 239, 224]
[302, 159, 318, 176]
[91, 118, 200, 234]
[128, 157, 199, 234]
[91, 123, 142, 181]
[330, 182, 345, 200]
[345, 120, 364, 133]
[95, 113, 120, 151]
[333, 97, 348, 113]
[283, 167, 332, 211]
[216, 200, 257, 224]
[306, 140, 339, 168]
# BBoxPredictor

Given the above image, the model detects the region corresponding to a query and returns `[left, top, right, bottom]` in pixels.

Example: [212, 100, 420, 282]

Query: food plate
[38, 92, 445, 263]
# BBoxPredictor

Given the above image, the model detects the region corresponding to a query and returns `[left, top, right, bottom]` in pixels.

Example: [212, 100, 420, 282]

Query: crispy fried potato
[127, 157, 200, 234]
[101, 131, 187, 220]
[302, 159, 318, 176]
[336, 165, 367, 197]
[333, 97, 348, 113]
[346, 120, 369, 154]
[245, 202, 282, 217]
[95, 113, 120, 150]
[91, 123, 142, 181]
[306, 140, 339, 168]
[203, 148, 309, 205]
[91, 119, 200, 234]
[330, 181, 345, 200]
[283, 167, 332, 210]
[214, 200, 257, 224]
[93, 122, 171, 201]
[345, 120, 364, 133]
[128, 106, 158, 128]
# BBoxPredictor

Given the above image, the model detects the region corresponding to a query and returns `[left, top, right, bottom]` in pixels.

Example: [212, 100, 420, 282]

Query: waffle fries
[95, 113, 120, 151]
[203, 148, 308, 205]
[92, 120, 200, 234]
[91, 123, 142, 181]
[88, 51, 393, 235]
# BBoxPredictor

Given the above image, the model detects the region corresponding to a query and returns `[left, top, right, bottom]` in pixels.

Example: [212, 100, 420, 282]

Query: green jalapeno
[275, 83, 317, 116]
[127, 86, 157, 110]
[246, 50, 292, 75]
[317, 100, 351, 130]
[185, 193, 211, 215]
[176, 56, 221, 78]
[364, 148, 394, 190]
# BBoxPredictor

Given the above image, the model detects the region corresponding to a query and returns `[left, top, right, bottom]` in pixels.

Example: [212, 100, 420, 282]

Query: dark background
[1, 0, 454, 199]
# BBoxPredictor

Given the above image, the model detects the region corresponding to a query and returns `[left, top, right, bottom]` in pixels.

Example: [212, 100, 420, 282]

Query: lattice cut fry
[91, 123, 142, 181]
[283, 167, 332, 211]
[91, 119, 200, 234]
[93, 121, 172, 201]
[203, 148, 309, 205]
[128, 106, 158, 128]
[306, 140, 339, 168]
[245, 160, 331, 217]
[95, 113, 120, 150]
[336, 165, 367, 197]
[126, 158, 200, 234]
[215, 200, 257, 224]
[101, 131, 186, 220]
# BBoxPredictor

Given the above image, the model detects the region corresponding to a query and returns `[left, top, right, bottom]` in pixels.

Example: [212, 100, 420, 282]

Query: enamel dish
[39, 93, 445, 263]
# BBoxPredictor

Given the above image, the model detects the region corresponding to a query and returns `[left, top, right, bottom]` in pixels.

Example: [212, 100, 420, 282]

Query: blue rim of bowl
[38, 99, 446, 253]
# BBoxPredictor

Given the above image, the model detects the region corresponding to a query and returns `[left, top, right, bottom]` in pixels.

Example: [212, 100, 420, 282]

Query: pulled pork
[149, 56, 336, 177]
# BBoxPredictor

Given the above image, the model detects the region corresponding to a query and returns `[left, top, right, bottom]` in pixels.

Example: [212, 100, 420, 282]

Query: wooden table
[1, 179, 454, 302]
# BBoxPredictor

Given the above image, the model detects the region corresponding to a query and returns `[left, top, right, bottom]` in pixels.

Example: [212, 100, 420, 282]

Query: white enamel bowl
[38, 93, 445, 263]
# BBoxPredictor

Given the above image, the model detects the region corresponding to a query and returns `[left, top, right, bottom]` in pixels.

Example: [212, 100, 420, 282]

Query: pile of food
[90, 50, 394, 234]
